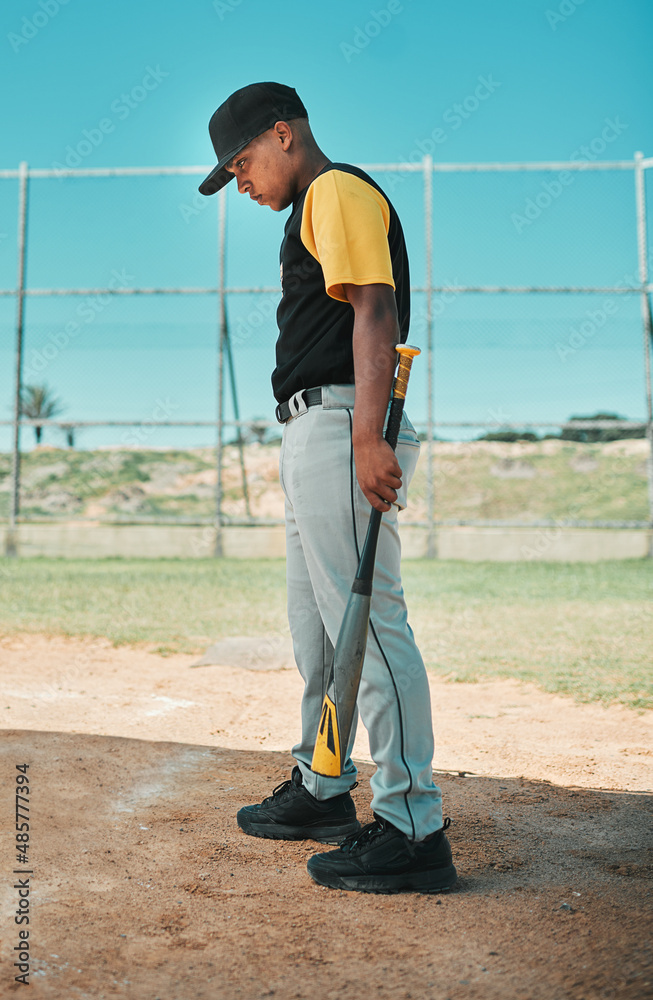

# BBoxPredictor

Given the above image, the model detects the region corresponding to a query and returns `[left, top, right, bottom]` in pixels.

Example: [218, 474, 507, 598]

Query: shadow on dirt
[2, 729, 651, 1000]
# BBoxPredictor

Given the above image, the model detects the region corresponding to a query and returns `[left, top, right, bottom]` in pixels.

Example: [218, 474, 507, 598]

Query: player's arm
[303, 170, 402, 510]
[344, 281, 403, 513]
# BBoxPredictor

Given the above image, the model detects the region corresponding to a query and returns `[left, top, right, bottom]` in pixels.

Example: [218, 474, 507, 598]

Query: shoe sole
[237, 817, 361, 845]
[306, 862, 458, 894]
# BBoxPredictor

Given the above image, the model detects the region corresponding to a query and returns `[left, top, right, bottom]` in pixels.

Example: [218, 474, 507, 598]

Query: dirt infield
[0, 636, 651, 999]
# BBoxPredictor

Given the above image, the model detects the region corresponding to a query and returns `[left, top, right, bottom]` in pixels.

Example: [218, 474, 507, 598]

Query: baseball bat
[311, 344, 421, 778]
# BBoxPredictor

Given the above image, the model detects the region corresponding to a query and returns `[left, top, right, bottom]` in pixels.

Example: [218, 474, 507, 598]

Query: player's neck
[294, 149, 331, 197]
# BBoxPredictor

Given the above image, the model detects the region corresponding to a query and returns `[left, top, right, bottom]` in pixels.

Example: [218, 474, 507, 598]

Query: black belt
[275, 387, 323, 424]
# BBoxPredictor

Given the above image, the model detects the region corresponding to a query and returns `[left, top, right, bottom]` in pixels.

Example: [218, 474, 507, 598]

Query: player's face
[225, 128, 295, 212]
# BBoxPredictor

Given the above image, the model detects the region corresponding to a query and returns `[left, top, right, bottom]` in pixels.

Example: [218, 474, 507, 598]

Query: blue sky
[1, 0, 652, 449]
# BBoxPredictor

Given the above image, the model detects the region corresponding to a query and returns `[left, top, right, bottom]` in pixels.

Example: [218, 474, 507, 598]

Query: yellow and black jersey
[272, 162, 410, 403]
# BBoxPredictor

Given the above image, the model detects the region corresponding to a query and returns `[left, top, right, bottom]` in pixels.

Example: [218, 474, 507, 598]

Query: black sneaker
[236, 766, 361, 844]
[306, 814, 458, 894]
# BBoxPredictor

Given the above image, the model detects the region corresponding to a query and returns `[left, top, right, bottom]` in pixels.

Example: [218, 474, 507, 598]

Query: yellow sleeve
[300, 170, 395, 303]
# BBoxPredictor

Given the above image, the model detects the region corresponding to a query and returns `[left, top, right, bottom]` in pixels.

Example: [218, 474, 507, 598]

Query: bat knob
[395, 344, 421, 358]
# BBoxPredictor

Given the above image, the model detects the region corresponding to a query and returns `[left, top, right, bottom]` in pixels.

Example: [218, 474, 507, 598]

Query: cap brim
[199, 126, 271, 196]
[199, 162, 234, 196]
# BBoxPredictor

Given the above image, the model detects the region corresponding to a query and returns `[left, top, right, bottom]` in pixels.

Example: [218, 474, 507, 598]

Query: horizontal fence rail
[1, 419, 647, 431]
[1, 285, 652, 297]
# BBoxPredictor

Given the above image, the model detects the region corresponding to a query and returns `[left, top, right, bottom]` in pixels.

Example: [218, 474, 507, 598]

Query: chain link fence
[1, 154, 652, 556]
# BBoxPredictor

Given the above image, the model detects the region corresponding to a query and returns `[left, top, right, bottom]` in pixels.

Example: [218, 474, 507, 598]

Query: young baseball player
[199, 82, 457, 894]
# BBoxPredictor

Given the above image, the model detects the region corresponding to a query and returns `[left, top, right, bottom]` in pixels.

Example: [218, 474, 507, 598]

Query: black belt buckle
[276, 387, 322, 424]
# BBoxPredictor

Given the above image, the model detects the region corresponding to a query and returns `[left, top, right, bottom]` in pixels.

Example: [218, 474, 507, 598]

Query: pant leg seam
[347, 409, 359, 556]
[347, 409, 416, 842]
[321, 621, 331, 704]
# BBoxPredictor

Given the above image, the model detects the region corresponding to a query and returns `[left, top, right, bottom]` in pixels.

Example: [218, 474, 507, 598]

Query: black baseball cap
[199, 82, 308, 196]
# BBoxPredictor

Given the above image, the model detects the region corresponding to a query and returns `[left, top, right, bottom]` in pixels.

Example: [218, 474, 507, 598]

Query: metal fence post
[634, 152, 653, 556]
[423, 155, 436, 557]
[224, 321, 252, 519]
[6, 161, 29, 558]
[214, 186, 227, 557]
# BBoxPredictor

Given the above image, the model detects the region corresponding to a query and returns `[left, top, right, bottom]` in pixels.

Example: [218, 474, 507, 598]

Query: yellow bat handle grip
[393, 344, 421, 400]
[396, 344, 421, 359]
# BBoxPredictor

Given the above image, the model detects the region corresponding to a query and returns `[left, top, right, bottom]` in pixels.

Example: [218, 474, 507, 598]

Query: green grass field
[1, 558, 650, 710]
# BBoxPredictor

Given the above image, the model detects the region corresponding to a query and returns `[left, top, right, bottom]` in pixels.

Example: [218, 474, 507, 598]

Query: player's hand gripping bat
[311, 344, 421, 778]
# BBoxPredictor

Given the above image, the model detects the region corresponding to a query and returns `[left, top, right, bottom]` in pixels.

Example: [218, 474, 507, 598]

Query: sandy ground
[0, 634, 651, 999]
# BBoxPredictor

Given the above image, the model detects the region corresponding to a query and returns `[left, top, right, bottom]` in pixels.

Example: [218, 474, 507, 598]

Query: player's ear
[273, 121, 293, 150]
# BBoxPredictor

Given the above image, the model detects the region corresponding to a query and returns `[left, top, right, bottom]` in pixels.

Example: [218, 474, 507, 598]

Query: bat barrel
[352, 508, 382, 593]
[311, 590, 372, 777]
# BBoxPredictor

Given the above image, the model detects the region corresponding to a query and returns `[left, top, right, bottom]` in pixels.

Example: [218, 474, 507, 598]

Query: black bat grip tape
[353, 395, 406, 590]
[384, 396, 406, 451]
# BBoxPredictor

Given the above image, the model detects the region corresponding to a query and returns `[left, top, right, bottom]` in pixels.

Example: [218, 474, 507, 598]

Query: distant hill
[0, 439, 649, 524]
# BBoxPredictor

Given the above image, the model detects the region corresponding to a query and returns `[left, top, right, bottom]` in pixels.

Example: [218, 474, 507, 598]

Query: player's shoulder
[309, 163, 390, 208]
[312, 162, 380, 190]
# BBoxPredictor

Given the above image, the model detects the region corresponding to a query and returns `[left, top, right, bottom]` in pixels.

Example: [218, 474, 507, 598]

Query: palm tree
[61, 424, 76, 448]
[19, 383, 65, 445]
